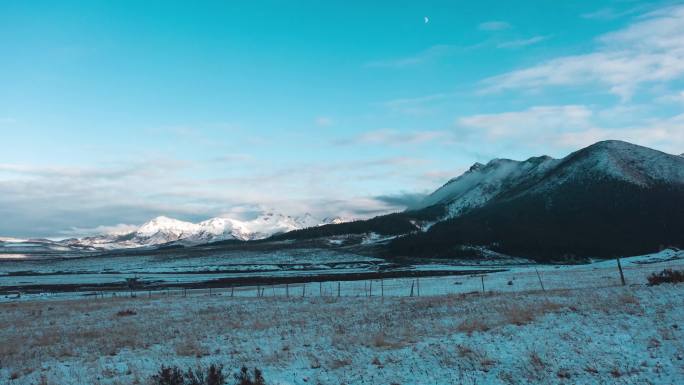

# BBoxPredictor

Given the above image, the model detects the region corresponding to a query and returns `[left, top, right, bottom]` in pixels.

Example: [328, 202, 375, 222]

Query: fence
[71, 254, 684, 302]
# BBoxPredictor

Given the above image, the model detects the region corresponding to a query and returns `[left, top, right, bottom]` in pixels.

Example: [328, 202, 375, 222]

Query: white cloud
[335, 129, 451, 145]
[458, 105, 593, 140]
[497, 35, 550, 49]
[365, 44, 456, 68]
[478, 21, 511, 31]
[555, 113, 684, 153]
[656, 90, 684, 104]
[457, 105, 684, 154]
[211, 153, 255, 163]
[382, 93, 455, 115]
[0, 152, 441, 237]
[59, 223, 139, 237]
[581, 7, 641, 20]
[482, 5, 684, 100]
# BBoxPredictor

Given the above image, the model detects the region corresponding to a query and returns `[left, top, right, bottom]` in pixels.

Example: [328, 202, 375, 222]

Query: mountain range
[281, 140, 684, 261]
[58, 212, 352, 249]
[3, 140, 682, 261]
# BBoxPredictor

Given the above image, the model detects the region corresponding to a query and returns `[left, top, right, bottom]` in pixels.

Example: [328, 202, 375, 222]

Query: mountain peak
[468, 162, 485, 172]
[146, 215, 178, 223]
[416, 140, 683, 218]
[136, 216, 198, 238]
[140, 216, 194, 228]
[560, 139, 684, 186]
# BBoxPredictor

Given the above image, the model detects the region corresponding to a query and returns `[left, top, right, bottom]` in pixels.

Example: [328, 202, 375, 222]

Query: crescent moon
[424, 16, 429, 24]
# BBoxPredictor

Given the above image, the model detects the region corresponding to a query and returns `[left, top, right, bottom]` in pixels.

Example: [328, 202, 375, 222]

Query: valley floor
[1, 253, 683, 385]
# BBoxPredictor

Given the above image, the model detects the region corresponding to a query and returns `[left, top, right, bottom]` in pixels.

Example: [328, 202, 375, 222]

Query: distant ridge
[60, 212, 352, 250]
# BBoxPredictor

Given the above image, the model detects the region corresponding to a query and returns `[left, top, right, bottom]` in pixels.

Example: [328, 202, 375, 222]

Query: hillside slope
[388, 141, 684, 261]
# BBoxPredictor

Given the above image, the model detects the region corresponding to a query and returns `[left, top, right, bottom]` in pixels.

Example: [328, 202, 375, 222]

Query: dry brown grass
[0, 283, 679, 384]
[504, 304, 536, 325]
[174, 336, 208, 357]
[455, 344, 496, 372]
[529, 350, 545, 373]
[457, 317, 490, 335]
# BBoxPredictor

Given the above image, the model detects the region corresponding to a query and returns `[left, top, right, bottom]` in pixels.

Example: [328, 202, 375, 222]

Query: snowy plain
[1, 249, 683, 384]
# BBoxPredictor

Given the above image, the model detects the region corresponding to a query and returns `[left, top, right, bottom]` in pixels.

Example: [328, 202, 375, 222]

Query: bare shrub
[151, 366, 184, 385]
[647, 269, 684, 285]
[185, 364, 225, 385]
[151, 364, 227, 385]
[205, 365, 226, 385]
[115, 309, 137, 317]
[556, 368, 571, 379]
[235, 367, 266, 385]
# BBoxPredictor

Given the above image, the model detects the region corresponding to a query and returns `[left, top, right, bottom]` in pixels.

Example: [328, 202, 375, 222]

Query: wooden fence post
[338, 281, 341, 297]
[319, 282, 323, 297]
[417, 277, 421, 296]
[286, 284, 289, 297]
[617, 257, 626, 286]
[410, 281, 415, 297]
[381, 279, 384, 297]
[535, 268, 546, 292]
[481, 275, 485, 294]
[369, 280, 373, 297]
[302, 284, 306, 297]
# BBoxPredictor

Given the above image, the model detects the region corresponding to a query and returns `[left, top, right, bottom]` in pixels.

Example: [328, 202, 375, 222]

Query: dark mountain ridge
[279, 140, 684, 262]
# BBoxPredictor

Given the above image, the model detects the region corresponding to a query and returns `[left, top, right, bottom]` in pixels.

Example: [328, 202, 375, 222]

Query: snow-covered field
[1, 250, 683, 384]
[0, 248, 387, 292]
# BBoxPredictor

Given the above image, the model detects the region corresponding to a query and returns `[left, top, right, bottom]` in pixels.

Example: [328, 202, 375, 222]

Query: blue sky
[1, 0, 683, 237]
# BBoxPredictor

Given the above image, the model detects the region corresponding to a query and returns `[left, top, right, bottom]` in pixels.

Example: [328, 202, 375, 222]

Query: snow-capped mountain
[63, 212, 353, 249]
[280, 140, 683, 261]
[390, 140, 684, 260]
[415, 155, 558, 217]
[415, 140, 684, 219]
